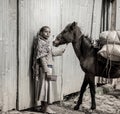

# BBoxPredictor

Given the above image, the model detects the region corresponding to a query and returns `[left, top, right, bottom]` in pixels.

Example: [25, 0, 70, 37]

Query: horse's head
[53, 22, 81, 47]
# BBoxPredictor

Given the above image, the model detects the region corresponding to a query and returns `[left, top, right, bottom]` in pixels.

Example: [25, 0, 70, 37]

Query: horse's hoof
[74, 105, 79, 110]
[89, 109, 94, 113]
[90, 106, 96, 110]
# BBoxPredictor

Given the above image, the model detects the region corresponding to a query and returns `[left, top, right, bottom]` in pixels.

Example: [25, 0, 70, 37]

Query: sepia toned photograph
[0, 0, 120, 114]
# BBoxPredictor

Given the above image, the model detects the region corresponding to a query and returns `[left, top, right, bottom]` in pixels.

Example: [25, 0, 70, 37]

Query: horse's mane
[81, 34, 93, 45]
[80, 34, 95, 57]
[77, 25, 92, 44]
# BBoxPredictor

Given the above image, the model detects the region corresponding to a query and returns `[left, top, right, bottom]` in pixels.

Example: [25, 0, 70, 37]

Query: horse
[53, 22, 120, 110]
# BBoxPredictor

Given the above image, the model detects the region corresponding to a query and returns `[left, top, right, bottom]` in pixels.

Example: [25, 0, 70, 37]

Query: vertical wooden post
[16, 0, 19, 110]
[110, 0, 117, 30]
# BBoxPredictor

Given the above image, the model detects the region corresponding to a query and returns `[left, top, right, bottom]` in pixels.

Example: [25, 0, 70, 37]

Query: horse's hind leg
[74, 75, 88, 110]
[89, 76, 96, 110]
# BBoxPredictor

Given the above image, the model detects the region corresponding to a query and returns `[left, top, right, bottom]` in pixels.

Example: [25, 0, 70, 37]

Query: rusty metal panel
[61, 0, 94, 95]
[0, 0, 17, 111]
[18, 0, 61, 110]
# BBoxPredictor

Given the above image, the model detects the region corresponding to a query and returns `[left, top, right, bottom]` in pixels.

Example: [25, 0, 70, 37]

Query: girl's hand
[45, 72, 52, 80]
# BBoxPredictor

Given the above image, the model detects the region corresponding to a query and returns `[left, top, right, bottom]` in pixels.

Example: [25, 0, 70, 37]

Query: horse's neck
[72, 36, 94, 60]
[72, 37, 82, 60]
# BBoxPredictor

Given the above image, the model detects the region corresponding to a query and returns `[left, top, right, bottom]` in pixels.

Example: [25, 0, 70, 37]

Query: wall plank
[116, 0, 120, 30]
[91, 0, 102, 40]
[0, 0, 17, 111]
[18, 0, 61, 110]
[61, 0, 94, 95]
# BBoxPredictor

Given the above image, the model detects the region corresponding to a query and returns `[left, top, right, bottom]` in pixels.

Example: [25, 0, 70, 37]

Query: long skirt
[35, 67, 55, 106]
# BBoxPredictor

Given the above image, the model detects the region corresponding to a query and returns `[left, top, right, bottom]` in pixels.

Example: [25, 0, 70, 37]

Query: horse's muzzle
[53, 41, 59, 47]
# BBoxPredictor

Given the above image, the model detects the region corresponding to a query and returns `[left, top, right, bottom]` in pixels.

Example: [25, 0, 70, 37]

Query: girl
[33, 26, 66, 114]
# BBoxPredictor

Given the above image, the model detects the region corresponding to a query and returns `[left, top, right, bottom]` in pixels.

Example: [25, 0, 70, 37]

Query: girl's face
[41, 27, 51, 39]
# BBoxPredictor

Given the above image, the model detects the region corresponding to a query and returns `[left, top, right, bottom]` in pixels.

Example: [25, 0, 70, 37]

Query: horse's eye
[57, 37, 61, 40]
[63, 30, 67, 33]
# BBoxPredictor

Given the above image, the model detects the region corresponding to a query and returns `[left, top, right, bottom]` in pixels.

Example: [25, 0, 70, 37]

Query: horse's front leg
[74, 75, 88, 110]
[89, 75, 96, 110]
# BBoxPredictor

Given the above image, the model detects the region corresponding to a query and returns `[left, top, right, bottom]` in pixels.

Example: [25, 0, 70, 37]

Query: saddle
[97, 54, 120, 66]
[96, 54, 120, 78]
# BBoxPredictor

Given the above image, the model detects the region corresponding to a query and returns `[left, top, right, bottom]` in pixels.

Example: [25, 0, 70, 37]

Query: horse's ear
[70, 21, 77, 30]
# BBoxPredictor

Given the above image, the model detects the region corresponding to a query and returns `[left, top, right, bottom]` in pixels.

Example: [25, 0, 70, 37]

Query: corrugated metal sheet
[91, 0, 102, 40]
[61, 0, 94, 35]
[61, 0, 95, 95]
[18, 0, 103, 109]
[18, 0, 62, 110]
[18, 0, 33, 110]
[0, 0, 17, 111]
[1, 0, 120, 111]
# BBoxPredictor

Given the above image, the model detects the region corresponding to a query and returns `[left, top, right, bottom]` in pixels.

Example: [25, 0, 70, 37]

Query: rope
[100, 32, 116, 82]
[106, 32, 116, 82]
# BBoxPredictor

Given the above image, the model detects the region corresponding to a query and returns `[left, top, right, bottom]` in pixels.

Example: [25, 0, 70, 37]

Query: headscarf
[35, 35, 50, 59]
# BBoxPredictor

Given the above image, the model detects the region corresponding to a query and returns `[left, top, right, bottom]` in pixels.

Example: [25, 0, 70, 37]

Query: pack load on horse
[98, 31, 120, 61]
[53, 22, 120, 111]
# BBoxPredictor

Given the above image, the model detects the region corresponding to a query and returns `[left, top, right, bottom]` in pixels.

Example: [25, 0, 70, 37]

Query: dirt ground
[4, 84, 120, 114]
[60, 84, 120, 114]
